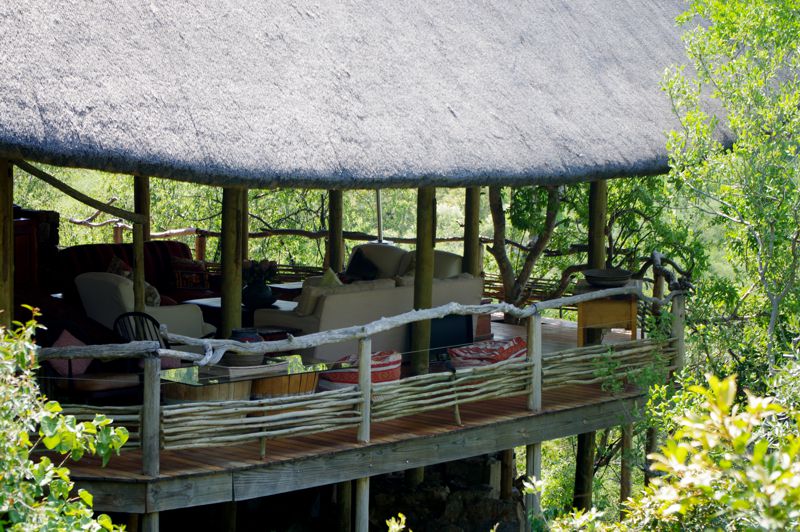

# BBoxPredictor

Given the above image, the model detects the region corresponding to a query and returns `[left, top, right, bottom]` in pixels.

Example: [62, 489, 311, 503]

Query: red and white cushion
[318, 351, 402, 390]
[448, 336, 527, 368]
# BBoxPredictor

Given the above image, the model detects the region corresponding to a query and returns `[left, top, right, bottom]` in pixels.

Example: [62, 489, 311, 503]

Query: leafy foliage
[550, 374, 800, 531]
[664, 0, 800, 367]
[0, 314, 128, 530]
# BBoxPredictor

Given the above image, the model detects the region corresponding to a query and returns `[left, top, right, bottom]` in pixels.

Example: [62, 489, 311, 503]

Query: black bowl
[583, 268, 633, 288]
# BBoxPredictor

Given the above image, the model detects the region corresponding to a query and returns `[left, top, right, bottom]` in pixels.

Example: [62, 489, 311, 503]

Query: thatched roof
[0, 1, 716, 189]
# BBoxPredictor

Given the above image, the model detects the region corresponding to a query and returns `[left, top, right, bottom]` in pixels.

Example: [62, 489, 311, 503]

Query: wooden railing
[37, 286, 686, 475]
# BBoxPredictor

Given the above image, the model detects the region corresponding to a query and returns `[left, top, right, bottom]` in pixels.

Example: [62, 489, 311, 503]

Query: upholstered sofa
[254, 243, 483, 362]
[57, 240, 216, 304]
[75, 272, 216, 339]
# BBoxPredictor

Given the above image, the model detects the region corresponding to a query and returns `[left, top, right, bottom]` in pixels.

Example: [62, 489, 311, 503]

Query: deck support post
[463, 186, 481, 275]
[620, 423, 633, 515]
[411, 186, 435, 375]
[408, 186, 435, 487]
[221, 187, 244, 338]
[524, 315, 543, 526]
[355, 476, 369, 532]
[573, 179, 607, 511]
[357, 337, 372, 443]
[328, 190, 344, 272]
[337, 481, 353, 532]
[645, 273, 666, 485]
[141, 349, 161, 531]
[240, 189, 249, 262]
[0, 159, 13, 328]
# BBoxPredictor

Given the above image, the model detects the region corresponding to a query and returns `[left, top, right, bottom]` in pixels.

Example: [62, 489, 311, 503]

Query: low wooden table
[184, 296, 297, 330]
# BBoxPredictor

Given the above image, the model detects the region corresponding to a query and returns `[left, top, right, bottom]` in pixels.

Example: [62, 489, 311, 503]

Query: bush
[0, 313, 128, 530]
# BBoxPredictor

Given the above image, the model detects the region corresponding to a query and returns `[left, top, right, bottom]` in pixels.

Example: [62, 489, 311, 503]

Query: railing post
[194, 232, 207, 262]
[357, 337, 372, 443]
[527, 314, 542, 412]
[141, 350, 161, 531]
[524, 314, 543, 528]
[670, 292, 686, 370]
[142, 353, 161, 476]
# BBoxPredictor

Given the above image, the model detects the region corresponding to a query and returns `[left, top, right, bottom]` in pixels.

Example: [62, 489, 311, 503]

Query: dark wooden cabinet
[13, 218, 38, 291]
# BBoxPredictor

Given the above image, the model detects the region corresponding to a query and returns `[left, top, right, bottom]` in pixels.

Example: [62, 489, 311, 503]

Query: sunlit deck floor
[67, 318, 644, 514]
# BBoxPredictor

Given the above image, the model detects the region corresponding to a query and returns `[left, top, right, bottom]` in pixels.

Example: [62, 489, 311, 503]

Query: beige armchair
[75, 272, 216, 339]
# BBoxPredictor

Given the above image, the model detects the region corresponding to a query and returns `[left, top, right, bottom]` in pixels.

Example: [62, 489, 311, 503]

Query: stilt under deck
[64, 318, 644, 514]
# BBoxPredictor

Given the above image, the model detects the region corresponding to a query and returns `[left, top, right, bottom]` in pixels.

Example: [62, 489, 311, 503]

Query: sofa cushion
[349, 243, 408, 279]
[320, 267, 343, 287]
[400, 250, 463, 278]
[47, 329, 92, 377]
[344, 247, 379, 281]
[295, 278, 396, 317]
[171, 256, 210, 290]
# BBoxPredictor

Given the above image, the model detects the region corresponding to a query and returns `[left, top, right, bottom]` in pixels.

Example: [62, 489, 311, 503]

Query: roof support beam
[0, 159, 13, 327]
[134, 175, 151, 242]
[573, 179, 608, 511]
[463, 186, 482, 276]
[240, 190, 249, 262]
[328, 190, 344, 272]
[14, 160, 146, 224]
[221, 187, 245, 338]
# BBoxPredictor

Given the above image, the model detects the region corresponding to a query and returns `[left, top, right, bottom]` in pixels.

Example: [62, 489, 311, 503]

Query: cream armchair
[75, 272, 216, 339]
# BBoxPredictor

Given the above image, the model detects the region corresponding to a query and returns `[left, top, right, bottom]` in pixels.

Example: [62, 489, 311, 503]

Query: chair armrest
[147, 304, 212, 338]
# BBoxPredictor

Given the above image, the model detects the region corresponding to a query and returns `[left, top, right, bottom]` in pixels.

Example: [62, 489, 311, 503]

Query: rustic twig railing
[37, 286, 685, 475]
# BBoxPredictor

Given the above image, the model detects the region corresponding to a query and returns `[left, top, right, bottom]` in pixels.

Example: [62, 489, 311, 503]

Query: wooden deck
[65, 318, 644, 514]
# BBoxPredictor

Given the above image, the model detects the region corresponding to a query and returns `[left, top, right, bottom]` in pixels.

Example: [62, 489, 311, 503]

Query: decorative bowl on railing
[582, 268, 633, 288]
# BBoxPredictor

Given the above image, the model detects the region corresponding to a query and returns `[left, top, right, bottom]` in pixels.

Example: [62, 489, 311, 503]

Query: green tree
[0, 314, 128, 530]
[664, 0, 800, 368]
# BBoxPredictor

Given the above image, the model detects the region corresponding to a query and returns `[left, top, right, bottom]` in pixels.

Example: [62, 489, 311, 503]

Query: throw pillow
[47, 329, 92, 377]
[171, 256, 210, 290]
[345, 248, 378, 281]
[107, 257, 161, 306]
[320, 267, 343, 287]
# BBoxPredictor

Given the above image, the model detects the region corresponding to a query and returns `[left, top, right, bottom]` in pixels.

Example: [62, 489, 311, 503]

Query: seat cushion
[47, 329, 92, 377]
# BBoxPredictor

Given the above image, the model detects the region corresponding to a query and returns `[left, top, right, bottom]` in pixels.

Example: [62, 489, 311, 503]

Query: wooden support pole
[525, 442, 542, 527]
[587, 180, 608, 269]
[220, 187, 244, 338]
[132, 222, 146, 313]
[134, 175, 151, 242]
[645, 273, 665, 485]
[337, 481, 352, 532]
[527, 314, 542, 412]
[142, 355, 161, 477]
[195, 233, 207, 262]
[500, 449, 515, 500]
[357, 337, 372, 443]
[411, 187, 435, 375]
[463, 186, 482, 275]
[142, 512, 159, 532]
[240, 189, 249, 262]
[671, 293, 686, 370]
[408, 186, 435, 488]
[355, 476, 369, 532]
[620, 424, 633, 515]
[328, 190, 344, 272]
[0, 159, 13, 328]
[573, 179, 607, 511]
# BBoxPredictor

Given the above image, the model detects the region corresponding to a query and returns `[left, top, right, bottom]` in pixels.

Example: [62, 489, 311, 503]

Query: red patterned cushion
[448, 336, 527, 368]
[318, 351, 401, 390]
[171, 256, 209, 290]
[47, 330, 92, 376]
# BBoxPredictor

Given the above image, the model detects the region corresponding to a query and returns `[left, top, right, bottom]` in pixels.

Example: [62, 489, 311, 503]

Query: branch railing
[37, 286, 686, 477]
